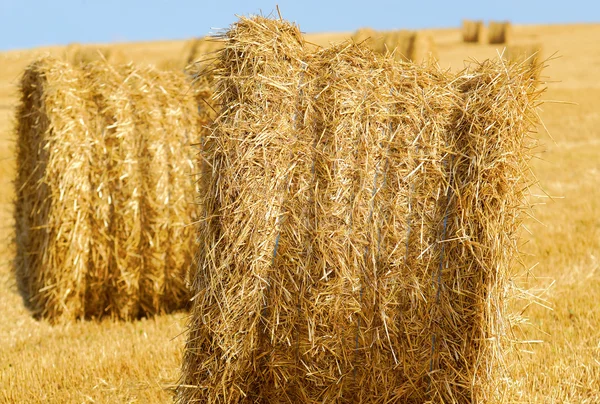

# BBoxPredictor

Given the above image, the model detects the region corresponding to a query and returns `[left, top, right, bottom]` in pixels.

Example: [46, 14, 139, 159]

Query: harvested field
[1, 19, 599, 404]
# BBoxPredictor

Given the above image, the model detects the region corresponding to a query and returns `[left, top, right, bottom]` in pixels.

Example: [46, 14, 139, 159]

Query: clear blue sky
[0, 0, 597, 51]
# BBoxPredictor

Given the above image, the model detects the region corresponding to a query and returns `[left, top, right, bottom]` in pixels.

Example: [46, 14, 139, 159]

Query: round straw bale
[505, 42, 544, 82]
[63, 42, 84, 62]
[181, 36, 224, 69]
[14, 57, 206, 322]
[379, 63, 459, 400]
[78, 62, 144, 318]
[386, 30, 415, 61]
[488, 20, 512, 44]
[409, 31, 438, 63]
[352, 27, 378, 44]
[354, 29, 427, 62]
[462, 19, 483, 43]
[298, 43, 407, 401]
[123, 65, 200, 315]
[443, 59, 542, 400]
[179, 15, 545, 403]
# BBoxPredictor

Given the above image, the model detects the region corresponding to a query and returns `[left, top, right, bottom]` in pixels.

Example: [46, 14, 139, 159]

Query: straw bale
[178, 15, 544, 403]
[63, 43, 127, 65]
[410, 31, 438, 63]
[462, 19, 483, 43]
[352, 28, 437, 62]
[14, 57, 208, 322]
[505, 42, 544, 82]
[79, 62, 128, 317]
[488, 21, 512, 44]
[282, 43, 397, 401]
[181, 37, 224, 68]
[121, 65, 201, 315]
[352, 27, 378, 44]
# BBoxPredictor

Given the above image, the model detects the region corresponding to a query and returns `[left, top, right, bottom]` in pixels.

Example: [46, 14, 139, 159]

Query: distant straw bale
[505, 42, 544, 81]
[352, 27, 378, 44]
[351, 28, 437, 62]
[14, 57, 211, 322]
[181, 36, 224, 68]
[410, 31, 438, 62]
[178, 15, 544, 403]
[462, 19, 483, 43]
[63, 43, 127, 65]
[489, 20, 512, 44]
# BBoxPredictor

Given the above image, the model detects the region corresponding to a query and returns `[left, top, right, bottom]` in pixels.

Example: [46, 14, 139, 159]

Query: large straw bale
[462, 19, 483, 43]
[178, 15, 544, 403]
[14, 57, 209, 322]
[352, 28, 437, 63]
[488, 21, 512, 44]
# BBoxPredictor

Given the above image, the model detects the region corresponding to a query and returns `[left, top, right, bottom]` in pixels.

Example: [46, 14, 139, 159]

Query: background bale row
[14, 57, 211, 322]
[352, 27, 437, 62]
[177, 16, 544, 403]
[462, 20, 511, 44]
[63, 42, 128, 65]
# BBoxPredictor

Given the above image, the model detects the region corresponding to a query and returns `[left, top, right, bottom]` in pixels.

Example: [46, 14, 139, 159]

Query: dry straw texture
[14, 57, 210, 322]
[352, 28, 437, 62]
[178, 16, 544, 403]
[462, 20, 483, 43]
[489, 21, 512, 44]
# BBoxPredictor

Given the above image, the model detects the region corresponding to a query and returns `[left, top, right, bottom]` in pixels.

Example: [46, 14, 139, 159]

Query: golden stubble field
[1, 23, 599, 403]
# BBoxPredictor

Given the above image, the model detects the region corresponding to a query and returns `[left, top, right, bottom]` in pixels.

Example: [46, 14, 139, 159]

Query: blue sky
[0, 0, 597, 51]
